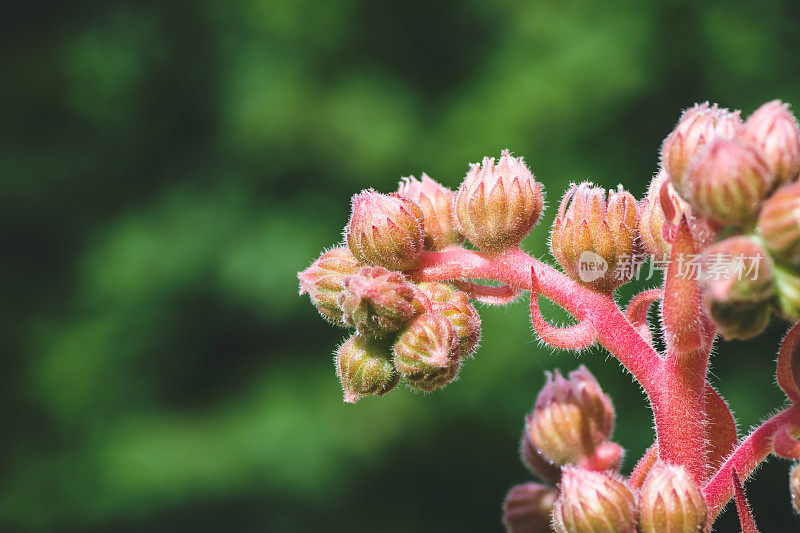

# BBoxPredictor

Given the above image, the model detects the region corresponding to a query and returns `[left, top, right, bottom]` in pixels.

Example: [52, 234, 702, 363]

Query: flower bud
[700, 236, 774, 306]
[757, 182, 800, 264]
[706, 300, 771, 341]
[639, 171, 716, 257]
[528, 366, 615, 465]
[684, 137, 772, 225]
[741, 100, 800, 187]
[417, 281, 481, 358]
[661, 102, 742, 198]
[520, 418, 564, 485]
[790, 462, 800, 514]
[551, 183, 639, 292]
[552, 467, 637, 533]
[397, 174, 463, 250]
[638, 463, 707, 533]
[773, 266, 800, 321]
[346, 190, 425, 270]
[393, 313, 461, 392]
[338, 266, 420, 336]
[298, 247, 361, 325]
[335, 334, 399, 403]
[502, 483, 558, 533]
[453, 150, 544, 252]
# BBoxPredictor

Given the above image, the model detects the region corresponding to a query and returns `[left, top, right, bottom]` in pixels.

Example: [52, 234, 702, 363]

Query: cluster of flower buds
[656, 100, 800, 338]
[550, 183, 640, 293]
[299, 173, 485, 402]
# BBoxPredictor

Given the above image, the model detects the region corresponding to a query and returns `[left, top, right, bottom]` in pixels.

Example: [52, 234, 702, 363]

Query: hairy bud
[700, 236, 774, 306]
[453, 150, 544, 252]
[774, 267, 800, 322]
[706, 300, 771, 341]
[298, 247, 361, 325]
[757, 182, 800, 264]
[741, 100, 800, 187]
[551, 183, 639, 292]
[638, 463, 707, 533]
[338, 266, 420, 336]
[393, 313, 461, 392]
[335, 334, 399, 403]
[503, 483, 558, 533]
[684, 137, 773, 225]
[346, 190, 425, 270]
[397, 174, 463, 250]
[527, 366, 615, 466]
[520, 418, 564, 485]
[552, 468, 637, 533]
[791, 462, 800, 514]
[661, 102, 742, 198]
[417, 281, 481, 358]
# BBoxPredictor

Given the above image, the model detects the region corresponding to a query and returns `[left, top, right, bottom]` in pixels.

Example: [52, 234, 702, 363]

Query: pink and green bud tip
[551, 183, 640, 293]
[502, 482, 558, 533]
[700, 236, 774, 306]
[638, 463, 707, 533]
[346, 189, 425, 271]
[417, 281, 481, 358]
[453, 150, 544, 252]
[527, 366, 615, 466]
[552, 467, 637, 533]
[298, 247, 361, 326]
[393, 312, 461, 392]
[741, 100, 800, 188]
[661, 102, 742, 199]
[684, 137, 773, 226]
[335, 334, 399, 403]
[773, 266, 800, 322]
[338, 266, 420, 336]
[397, 174, 464, 250]
[757, 182, 800, 264]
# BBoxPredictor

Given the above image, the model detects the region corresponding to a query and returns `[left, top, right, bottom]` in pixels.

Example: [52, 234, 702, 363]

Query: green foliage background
[3, 0, 800, 530]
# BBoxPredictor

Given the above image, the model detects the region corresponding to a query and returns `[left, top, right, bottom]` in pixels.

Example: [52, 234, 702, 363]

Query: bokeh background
[4, 0, 800, 531]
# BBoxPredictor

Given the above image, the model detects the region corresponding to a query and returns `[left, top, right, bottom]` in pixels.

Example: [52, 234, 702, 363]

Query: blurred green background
[3, 0, 800, 531]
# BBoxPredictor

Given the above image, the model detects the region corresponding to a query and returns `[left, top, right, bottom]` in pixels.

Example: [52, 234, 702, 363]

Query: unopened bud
[393, 313, 461, 392]
[684, 137, 772, 225]
[790, 462, 800, 514]
[661, 102, 742, 198]
[335, 334, 399, 403]
[453, 150, 544, 252]
[774, 266, 800, 322]
[298, 247, 361, 325]
[417, 281, 482, 358]
[520, 418, 563, 485]
[639, 172, 716, 257]
[346, 190, 425, 270]
[638, 463, 707, 533]
[502, 483, 558, 533]
[700, 236, 774, 306]
[552, 467, 637, 533]
[757, 182, 800, 264]
[398, 174, 463, 250]
[338, 266, 420, 336]
[551, 183, 639, 292]
[528, 366, 615, 465]
[706, 300, 771, 341]
[741, 100, 800, 187]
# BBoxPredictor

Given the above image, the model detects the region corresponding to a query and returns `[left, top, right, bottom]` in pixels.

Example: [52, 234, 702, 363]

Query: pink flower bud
[338, 266, 420, 336]
[741, 100, 800, 187]
[453, 150, 544, 252]
[417, 281, 482, 358]
[551, 183, 639, 293]
[502, 482, 558, 533]
[790, 462, 800, 514]
[706, 299, 772, 341]
[397, 174, 464, 250]
[552, 467, 637, 533]
[393, 313, 461, 392]
[774, 266, 800, 322]
[639, 171, 716, 257]
[684, 137, 773, 225]
[527, 366, 615, 465]
[661, 102, 742, 198]
[638, 463, 707, 533]
[520, 418, 564, 485]
[335, 334, 399, 403]
[757, 182, 800, 264]
[700, 236, 774, 306]
[346, 190, 425, 271]
[298, 247, 361, 326]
